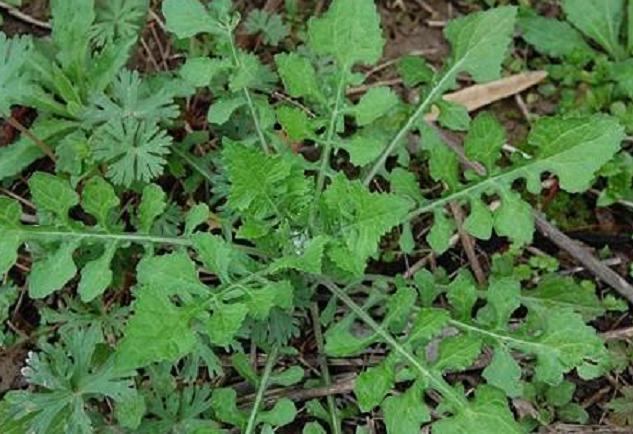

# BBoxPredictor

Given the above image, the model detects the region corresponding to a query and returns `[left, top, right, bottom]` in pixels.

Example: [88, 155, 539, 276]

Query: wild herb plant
[0, 0, 629, 432]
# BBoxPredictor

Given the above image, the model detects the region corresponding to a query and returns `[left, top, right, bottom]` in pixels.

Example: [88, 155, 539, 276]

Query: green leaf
[206, 303, 248, 347]
[562, 0, 624, 59]
[29, 172, 79, 222]
[409, 308, 450, 343]
[463, 198, 493, 240]
[82, 176, 119, 227]
[136, 252, 206, 295]
[426, 210, 455, 255]
[184, 203, 210, 236]
[28, 241, 78, 299]
[0, 197, 22, 275]
[433, 385, 523, 434]
[464, 112, 505, 172]
[245, 10, 289, 46]
[447, 271, 477, 321]
[93, 119, 172, 187]
[211, 388, 248, 428]
[342, 131, 385, 168]
[116, 286, 197, 370]
[245, 281, 294, 320]
[257, 398, 297, 427]
[270, 236, 328, 274]
[277, 106, 314, 141]
[518, 15, 593, 59]
[493, 189, 534, 246]
[162, 0, 226, 39]
[223, 143, 310, 221]
[78, 241, 116, 302]
[443, 6, 517, 85]
[389, 168, 423, 203]
[50, 0, 94, 74]
[353, 87, 399, 126]
[307, 0, 384, 68]
[0, 32, 33, 116]
[527, 115, 624, 193]
[138, 184, 166, 233]
[482, 347, 523, 398]
[303, 422, 327, 434]
[382, 384, 430, 434]
[397, 55, 434, 87]
[180, 57, 230, 87]
[355, 359, 394, 411]
[192, 233, 239, 283]
[275, 52, 323, 102]
[433, 334, 482, 371]
[421, 123, 459, 190]
[322, 175, 412, 275]
[436, 100, 471, 131]
[208, 96, 245, 124]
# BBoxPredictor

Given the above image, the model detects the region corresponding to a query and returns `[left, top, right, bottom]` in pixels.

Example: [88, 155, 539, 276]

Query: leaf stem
[226, 31, 269, 154]
[310, 302, 341, 434]
[309, 70, 347, 228]
[319, 278, 468, 409]
[363, 64, 459, 186]
[245, 345, 279, 434]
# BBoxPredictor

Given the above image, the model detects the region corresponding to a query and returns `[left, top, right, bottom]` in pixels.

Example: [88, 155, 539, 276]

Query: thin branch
[534, 211, 633, 304]
[5, 116, 56, 161]
[0, 1, 51, 29]
[244, 346, 279, 434]
[450, 201, 486, 286]
[310, 303, 341, 434]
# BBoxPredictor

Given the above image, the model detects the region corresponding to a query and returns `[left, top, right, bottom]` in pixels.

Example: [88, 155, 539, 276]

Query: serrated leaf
[322, 175, 412, 275]
[463, 198, 493, 240]
[397, 55, 433, 87]
[162, 0, 226, 39]
[353, 87, 399, 126]
[206, 303, 248, 347]
[493, 189, 534, 246]
[116, 286, 197, 370]
[464, 112, 505, 172]
[443, 7, 517, 85]
[355, 359, 394, 411]
[482, 347, 523, 397]
[342, 131, 385, 168]
[78, 241, 116, 302]
[180, 57, 230, 87]
[275, 52, 323, 102]
[29, 241, 78, 299]
[82, 176, 119, 227]
[433, 385, 523, 434]
[136, 251, 206, 295]
[433, 334, 482, 371]
[421, 123, 459, 190]
[307, 0, 384, 68]
[562, 0, 624, 59]
[382, 383, 430, 434]
[192, 233, 239, 283]
[436, 100, 470, 131]
[208, 96, 245, 124]
[29, 172, 79, 222]
[518, 15, 593, 59]
[138, 184, 166, 233]
[277, 105, 314, 142]
[427, 210, 455, 255]
[184, 203, 210, 236]
[0, 197, 22, 275]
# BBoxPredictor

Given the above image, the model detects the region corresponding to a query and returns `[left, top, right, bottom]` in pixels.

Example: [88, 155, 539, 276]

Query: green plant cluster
[0, 0, 630, 433]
